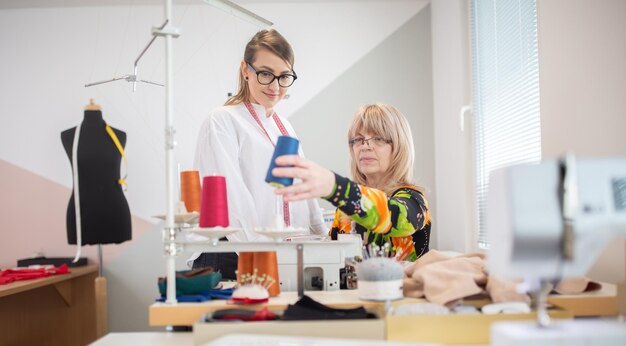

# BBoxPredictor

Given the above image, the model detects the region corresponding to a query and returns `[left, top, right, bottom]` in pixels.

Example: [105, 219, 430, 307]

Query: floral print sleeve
[326, 173, 432, 261]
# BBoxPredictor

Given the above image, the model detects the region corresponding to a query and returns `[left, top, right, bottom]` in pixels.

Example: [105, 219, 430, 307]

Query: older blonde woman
[273, 104, 431, 261]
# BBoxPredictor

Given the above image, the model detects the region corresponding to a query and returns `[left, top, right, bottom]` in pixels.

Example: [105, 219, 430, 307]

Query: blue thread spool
[265, 136, 299, 187]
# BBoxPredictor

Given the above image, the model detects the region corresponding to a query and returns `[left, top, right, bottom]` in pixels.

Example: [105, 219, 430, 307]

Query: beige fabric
[411, 249, 452, 269]
[422, 257, 486, 306]
[403, 250, 525, 306]
[402, 277, 425, 298]
[403, 252, 487, 306]
[402, 250, 600, 307]
[486, 276, 531, 304]
[554, 277, 602, 294]
[404, 250, 487, 277]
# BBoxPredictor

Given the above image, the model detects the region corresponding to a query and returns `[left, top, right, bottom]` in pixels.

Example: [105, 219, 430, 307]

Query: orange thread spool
[237, 251, 281, 297]
[253, 251, 281, 297]
[180, 170, 201, 212]
[237, 252, 254, 285]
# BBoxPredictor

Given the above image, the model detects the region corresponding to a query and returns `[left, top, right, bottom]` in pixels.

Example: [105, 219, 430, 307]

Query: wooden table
[149, 282, 618, 327]
[0, 264, 99, 346]
[150, 289, 395, 326]
[547, 282, 618, 316]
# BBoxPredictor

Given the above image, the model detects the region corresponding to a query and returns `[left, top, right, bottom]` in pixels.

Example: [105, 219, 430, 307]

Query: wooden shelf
[0, 264, 97, 298]
[0, 264, 99, 346]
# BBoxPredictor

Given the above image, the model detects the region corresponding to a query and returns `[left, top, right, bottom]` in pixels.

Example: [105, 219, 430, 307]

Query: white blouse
[187, 103, 326, 263]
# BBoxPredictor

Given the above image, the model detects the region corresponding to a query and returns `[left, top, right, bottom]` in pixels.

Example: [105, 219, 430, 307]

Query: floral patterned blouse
[326, 173, 431, 261]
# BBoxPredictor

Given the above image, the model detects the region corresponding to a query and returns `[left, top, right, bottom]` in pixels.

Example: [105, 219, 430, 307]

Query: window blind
[470, 0, 542, 248]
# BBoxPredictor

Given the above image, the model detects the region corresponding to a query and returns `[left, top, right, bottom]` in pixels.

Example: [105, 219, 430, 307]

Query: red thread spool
[199, 176, 229, 228]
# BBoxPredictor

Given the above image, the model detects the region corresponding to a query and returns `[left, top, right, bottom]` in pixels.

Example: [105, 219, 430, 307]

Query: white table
[89, 332, 194, 346]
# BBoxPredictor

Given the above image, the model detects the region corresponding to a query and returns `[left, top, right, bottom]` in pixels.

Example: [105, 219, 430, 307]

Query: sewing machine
[276, 235, 362, 292]
[487, 155, 626, 345]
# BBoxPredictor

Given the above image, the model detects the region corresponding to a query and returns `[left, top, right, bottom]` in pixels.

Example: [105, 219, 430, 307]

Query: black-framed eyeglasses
[246, 62, 297, 88]
[349, 136, 392, 148]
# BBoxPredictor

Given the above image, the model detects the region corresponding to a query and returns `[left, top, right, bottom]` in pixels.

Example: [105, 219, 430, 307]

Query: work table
[149, 282, 617, 326]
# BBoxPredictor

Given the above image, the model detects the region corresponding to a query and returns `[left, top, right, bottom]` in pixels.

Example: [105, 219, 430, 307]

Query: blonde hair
[348, 104, 421, 195]
[225, 29, 294, 106]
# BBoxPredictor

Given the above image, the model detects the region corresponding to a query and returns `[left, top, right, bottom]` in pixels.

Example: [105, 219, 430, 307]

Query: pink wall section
[0, 159, 152, 269]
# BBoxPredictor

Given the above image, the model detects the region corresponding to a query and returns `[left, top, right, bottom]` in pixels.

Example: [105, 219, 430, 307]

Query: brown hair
[225, 29, 295, 106]
[348, 104, 422, 195]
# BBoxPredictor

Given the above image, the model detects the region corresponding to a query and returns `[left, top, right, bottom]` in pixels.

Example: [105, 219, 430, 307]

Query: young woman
[273, 104, 431, 261]
[190, 29, 326, 278]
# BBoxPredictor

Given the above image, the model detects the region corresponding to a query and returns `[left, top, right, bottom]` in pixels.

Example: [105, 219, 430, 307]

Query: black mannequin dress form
[61, 110, 132, 245]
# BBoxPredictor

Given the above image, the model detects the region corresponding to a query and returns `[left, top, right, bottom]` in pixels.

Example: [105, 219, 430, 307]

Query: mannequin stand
[95, 244, 107, 338]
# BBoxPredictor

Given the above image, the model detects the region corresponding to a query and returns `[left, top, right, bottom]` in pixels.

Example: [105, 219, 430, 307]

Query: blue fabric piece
[202, 287, 235, 299]
[156, 295, 208, 302]
[156, 288, 235, 302]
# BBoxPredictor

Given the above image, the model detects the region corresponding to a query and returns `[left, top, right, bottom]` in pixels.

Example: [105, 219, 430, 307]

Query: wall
[430, 0, 473, 253]
[0, 0, 432, 332]
[538, 0, 626, 282]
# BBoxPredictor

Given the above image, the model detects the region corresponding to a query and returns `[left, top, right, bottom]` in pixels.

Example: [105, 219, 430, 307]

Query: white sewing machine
[486, 155, 626, 346]
[276, 235, 362, 291]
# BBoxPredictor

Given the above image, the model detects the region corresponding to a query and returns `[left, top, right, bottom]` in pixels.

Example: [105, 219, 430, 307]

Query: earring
[245, 76, 249, 81]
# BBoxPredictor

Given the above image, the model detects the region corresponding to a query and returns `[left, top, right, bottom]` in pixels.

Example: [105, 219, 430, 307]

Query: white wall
[537, 0, 626, 283]
[430, 0, 473, 253]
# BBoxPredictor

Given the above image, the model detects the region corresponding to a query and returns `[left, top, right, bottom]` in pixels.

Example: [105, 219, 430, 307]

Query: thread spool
[180, 170, 201, 212]
[199, 176, 229, 228]
[265, 136, 299, 187]
[254, 252, 281, 297]
[237, 252, 254, 285]
[237, 252, 280, 297]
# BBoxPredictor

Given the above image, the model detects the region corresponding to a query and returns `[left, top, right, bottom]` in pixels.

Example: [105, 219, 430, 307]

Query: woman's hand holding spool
[272, 155, 335, 202]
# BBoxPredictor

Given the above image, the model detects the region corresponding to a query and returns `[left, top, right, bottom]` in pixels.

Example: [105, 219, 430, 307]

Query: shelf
[177, 239, 357, 253]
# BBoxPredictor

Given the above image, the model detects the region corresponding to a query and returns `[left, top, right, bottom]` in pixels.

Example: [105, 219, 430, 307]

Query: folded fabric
[554, 277, 602, 295]
[157, 294, 209, 302]
[156, 288, 235, 302]
[0, 264, 69, 285]
[204, 287, 235, 299]
[481, 301, 530, 314]
[402, 249, 600, 307]
[282, 295, 375, 320]
[393, 303, 450, 316]
[158, 268, 222, 296]
[209, 307, 277, 321]
[403, 251, 487, 307]
[486, 275, 530, 304]
[404, 250, 486, 277]
[452, 305, 480, 314]
[0, 277, 15, 284]
[409, 249, 452, 270]
[422, 257, 487, 306]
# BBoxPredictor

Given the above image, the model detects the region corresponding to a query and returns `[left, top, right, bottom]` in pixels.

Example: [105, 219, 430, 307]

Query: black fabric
[281, 295, 375, 320]
[192, 246, 238, 280]
[61, 110, 131, 245]
[17, 257, 88, 267]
